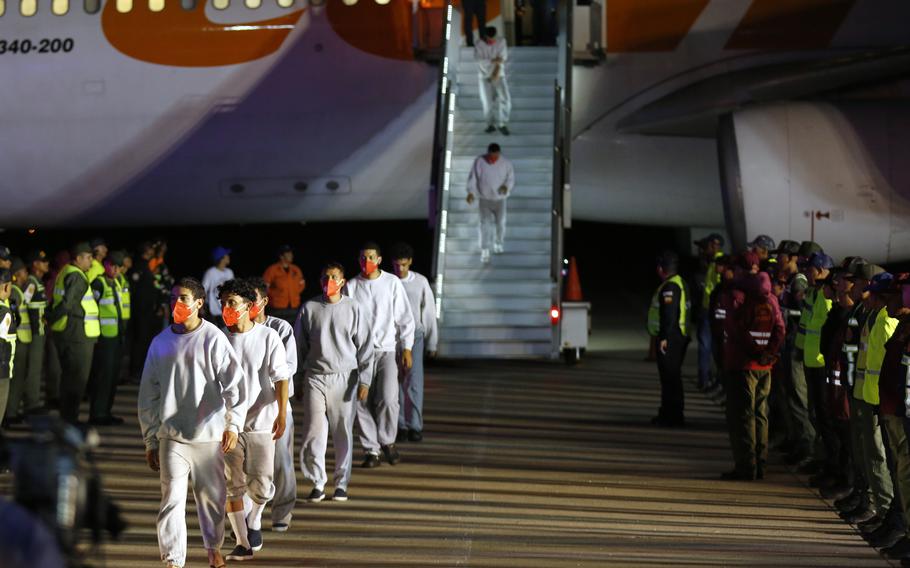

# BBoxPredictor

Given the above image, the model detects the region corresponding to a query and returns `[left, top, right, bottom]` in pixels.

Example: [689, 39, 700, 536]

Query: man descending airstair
[466, 143, 515, 265]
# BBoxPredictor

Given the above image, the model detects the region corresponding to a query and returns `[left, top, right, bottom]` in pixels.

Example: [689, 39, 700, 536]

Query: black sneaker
[484, 125, 496, 133]
[226, 545, 253, 561]
[499, 126, 510, 136]
[361, 453, 381, 468]
[247, 527, 262, 552]
[306, 488, 325, 503]
[272, 521, 289, 532]
[381, 444, 401, 465]
[396, 429, 409, 443]
[408, 430, 423, 442]
[333, 488, 348, 502]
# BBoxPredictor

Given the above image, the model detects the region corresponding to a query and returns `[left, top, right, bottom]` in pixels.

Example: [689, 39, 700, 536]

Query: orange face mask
[323, 278, 342, 297]
[360, 259, 378, 275]
[249, 301, 263, 320]
[222, 306, 245, 327]
[172, 301, 194, 324]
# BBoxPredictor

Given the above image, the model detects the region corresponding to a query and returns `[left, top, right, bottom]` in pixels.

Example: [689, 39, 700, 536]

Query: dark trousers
[45, 332, 62, 406]
[6, 334, 44, 417]
[89, 337, 121, 421]
[656, 335, 687, 422]
[56, 337, 95, 424]
[728, 369, 771, 474]
[462, 0, 486, 46]
[806, 365, 836, 465]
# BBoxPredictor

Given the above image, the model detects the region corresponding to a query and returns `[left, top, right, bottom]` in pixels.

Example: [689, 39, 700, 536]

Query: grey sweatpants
[356, 351, 399, 454]
[478, 198, 507, 252]
[301, 372, 358, 490]
[399, 333, 425, 432]
[225, 431, 277, 504]
[271, 407, 297, 524]
[157, 439, 226, 567]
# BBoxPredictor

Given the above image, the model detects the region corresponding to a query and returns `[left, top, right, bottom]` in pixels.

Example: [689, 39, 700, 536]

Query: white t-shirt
[138, 320, 247, 450]
[265, 315, 297, 398]
[345, 271, 416, 353]
[202, 266, 235, 316]
[224, 323, 289, 433]
[400, 271, 438, 352]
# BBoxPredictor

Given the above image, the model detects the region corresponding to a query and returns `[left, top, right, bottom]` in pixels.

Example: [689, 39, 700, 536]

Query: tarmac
[0, 317, 894, 567]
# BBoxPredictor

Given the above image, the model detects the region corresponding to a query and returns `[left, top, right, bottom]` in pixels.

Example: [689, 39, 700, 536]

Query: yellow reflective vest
[116, 274, 131, 321]
[51, 265, 101, 338]
[861, 307, 899, 405]
[648, 274, 689, 337]
[11, 285, 30, 344]
[702, 252, 723, 309]
[86, 258, 104, 283]
[803, 287, 832, 368]
[95, 277, 120, 339]
[0, 299, 16, 380]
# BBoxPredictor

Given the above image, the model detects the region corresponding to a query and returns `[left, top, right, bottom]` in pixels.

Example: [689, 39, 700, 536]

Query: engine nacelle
[719, 101, 910, 264]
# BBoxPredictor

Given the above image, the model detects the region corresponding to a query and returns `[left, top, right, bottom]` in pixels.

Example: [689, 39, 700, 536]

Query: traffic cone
[565, 257, 583, 301]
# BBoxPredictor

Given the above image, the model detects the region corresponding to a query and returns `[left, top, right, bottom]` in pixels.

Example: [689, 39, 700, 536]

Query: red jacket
[880, 318, 910, 416]
[729, 273, 786, 371]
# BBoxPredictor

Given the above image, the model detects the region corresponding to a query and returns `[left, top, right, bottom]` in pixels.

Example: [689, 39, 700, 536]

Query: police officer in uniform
[5, 257, 42, 422]
[0, 269, 16, 426]
[647, 251, 689, 428]
[48, 242, 100, 424]
[694, 234, 724, 392]
[89, 251, 126, 425]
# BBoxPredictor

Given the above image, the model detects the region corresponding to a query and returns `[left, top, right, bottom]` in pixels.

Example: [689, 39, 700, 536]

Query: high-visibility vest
[11, 285, 30, 344]
[803, 287, 832, 368]
[51, 265, 101, 338]
[26, 275, 47, 337]
[0, 300, 16, 379]
[86, 258, 104, 283]
[95, 277, 120, 339]
[116, 274, 131, 321]
[795, 288, 814, 350]
[702, 252, 723, 309]
[862, 307, 899, 405]
[648, 274, 689, 337]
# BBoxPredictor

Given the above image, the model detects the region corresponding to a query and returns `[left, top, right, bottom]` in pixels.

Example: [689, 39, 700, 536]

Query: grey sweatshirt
[295, 295, 374, 385]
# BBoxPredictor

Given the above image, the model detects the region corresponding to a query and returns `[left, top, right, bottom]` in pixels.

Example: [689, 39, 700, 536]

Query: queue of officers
[0, 239, 438, 568]
[648, 234, 910, 563]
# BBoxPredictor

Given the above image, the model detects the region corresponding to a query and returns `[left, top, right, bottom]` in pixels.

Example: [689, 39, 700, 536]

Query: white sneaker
[493, 243, 504, 254]
[480, 249, 491, 264]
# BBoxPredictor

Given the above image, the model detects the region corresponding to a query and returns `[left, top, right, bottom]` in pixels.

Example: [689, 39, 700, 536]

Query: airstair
[430, 3, 572, 358]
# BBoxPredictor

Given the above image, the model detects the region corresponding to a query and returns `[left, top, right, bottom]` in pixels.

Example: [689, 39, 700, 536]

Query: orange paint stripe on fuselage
[101, 0, 305, 67]
[726, 0, 856, 50]
[606, 0, 709, 53]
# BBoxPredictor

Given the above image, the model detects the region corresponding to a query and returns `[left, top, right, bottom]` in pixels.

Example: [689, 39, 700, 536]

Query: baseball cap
[0, 269, 10, 285]
[808, 252, 834, 270]
[107, 250, 126, 267]
[211, 246, 231, 263]
[773, 240, 800, 255]
[71, 242, 92, 256]
[89, 237, 107, 249]
[749, 235, 776, 251]
[798, 241, 823, 258]
[0, 246, 10, 261]
[25, 250, 48, 265]
[657, 250, 678, 270]
[694, 233, 725, 247]
[867, 272, 897, 294]
[277, 244, 293, 255]
[848, 263, 885, 281]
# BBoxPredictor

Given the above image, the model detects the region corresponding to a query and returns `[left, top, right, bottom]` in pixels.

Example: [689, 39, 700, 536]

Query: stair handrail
[551, 0, 573, 356]
[429, 0, 461, 324]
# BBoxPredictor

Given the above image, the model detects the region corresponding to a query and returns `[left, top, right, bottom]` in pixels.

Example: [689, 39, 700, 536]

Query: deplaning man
[138, 277, 246, 568]
[346, 242, 415, 467]
[466, 143, 515, 264]
[248, 277, 298, 532]
[475, 26, 511, 135]
[296, 262, 374, 502]
[218, 278, 289, 561]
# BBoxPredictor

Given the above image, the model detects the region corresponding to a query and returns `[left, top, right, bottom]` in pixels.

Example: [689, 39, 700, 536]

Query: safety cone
[565, 257, 583, 301]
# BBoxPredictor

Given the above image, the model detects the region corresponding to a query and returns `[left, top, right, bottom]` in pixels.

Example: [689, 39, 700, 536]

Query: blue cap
[749, 235, 776, 251]
[866, 272, 895, 293]
[211, 246, 231, 263]
[808, 252, 834, 270]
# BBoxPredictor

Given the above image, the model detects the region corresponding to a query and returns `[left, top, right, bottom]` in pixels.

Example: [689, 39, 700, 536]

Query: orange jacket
[263, 262, 306, 309]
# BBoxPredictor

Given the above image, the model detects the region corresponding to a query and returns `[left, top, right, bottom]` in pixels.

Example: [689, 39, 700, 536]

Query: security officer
[48, 242, 100, 424]
[647, 251, 689, 428]
[115, 250, 131, 384]
[694, 233, 724, 392]
[803, 253, 834, 474]
[749, 235, 776, 264]
[0, 269, 16, 426]
[5, 257, 42, 422]
[88, 251, 126, 425]
[86, 237, 107, 283]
